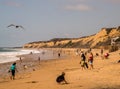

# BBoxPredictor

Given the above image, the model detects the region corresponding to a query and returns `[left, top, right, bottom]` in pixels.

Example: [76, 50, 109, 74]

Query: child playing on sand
[56, 72, 68, 84]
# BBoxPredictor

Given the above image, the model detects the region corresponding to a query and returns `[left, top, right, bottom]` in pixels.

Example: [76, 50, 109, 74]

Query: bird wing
[7, 24, 15, 27]
[19, 25, 24, 29]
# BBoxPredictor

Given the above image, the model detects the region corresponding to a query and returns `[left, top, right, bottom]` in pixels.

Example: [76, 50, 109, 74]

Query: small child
[56, 72, 68, 84]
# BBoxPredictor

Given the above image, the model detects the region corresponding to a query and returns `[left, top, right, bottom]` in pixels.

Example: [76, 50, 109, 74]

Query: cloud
[64, 4, 92, 11]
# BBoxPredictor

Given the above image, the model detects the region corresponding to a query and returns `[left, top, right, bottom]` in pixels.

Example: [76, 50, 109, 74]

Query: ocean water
[0, 47, 40, 63]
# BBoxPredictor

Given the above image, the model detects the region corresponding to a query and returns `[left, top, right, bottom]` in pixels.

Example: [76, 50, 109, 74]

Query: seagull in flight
[7, 24, 24, 29]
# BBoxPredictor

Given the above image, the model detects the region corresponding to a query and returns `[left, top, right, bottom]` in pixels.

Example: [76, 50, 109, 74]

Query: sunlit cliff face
[23, 26, 120, 48]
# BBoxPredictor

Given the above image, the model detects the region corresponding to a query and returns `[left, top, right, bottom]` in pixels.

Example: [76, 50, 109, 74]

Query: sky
[0, 0, 120, 47]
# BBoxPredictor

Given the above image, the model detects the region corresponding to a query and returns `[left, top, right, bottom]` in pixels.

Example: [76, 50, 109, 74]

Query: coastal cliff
[23, 26, 120, 48]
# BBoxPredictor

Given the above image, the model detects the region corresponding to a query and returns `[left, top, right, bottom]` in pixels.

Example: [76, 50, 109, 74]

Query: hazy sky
[0, 0, 120, 47]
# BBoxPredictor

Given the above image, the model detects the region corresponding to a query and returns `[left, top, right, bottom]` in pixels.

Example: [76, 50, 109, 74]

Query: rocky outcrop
[23, 26, 120, 48]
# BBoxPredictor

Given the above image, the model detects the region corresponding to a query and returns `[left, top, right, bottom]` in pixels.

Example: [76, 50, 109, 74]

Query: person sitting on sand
[23, 65, 28, 70]
[56, 72, 68, 84]
[104, 53, 109, 59]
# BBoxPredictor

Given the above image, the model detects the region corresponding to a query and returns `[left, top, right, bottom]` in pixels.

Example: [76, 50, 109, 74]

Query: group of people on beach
[78, 48, 110, 70]
[55, 48, 111, 84]
[79, 50, 94, 70]
[7, 48, 112, 86]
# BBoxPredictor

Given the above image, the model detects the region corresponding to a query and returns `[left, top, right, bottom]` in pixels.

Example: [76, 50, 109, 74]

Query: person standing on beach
[80, 51, 88, 70]
[88, 52, 94, 69]
[101, 49, 103, 55]
[19, 57, 22, 64]
[38, 56, 41, 65]
[100, 49, 104, 59]
[58, 52, 61, 58]
[9, 62, 18, 80]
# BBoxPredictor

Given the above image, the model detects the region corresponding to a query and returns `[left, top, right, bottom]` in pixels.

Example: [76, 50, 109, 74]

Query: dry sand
[0, 48, 120, 89]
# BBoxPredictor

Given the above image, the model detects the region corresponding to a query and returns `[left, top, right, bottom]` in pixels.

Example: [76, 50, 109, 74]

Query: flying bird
[7, 24, 24, 29]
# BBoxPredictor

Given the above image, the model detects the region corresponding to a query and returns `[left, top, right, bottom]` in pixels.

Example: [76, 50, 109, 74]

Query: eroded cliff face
[23, 26, 120, 48]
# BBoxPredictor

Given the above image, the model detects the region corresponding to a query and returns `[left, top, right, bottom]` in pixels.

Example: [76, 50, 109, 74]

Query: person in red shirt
[88, 52, 94, 69]
[104, 53, 109, 59]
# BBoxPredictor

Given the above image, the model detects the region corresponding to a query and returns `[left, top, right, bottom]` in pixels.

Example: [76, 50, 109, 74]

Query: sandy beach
[0, 48, 120, 89]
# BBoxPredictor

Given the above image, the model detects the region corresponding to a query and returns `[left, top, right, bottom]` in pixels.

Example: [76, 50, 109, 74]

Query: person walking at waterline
[38, 56, 41, 65]
[9, 62, 18, 80]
